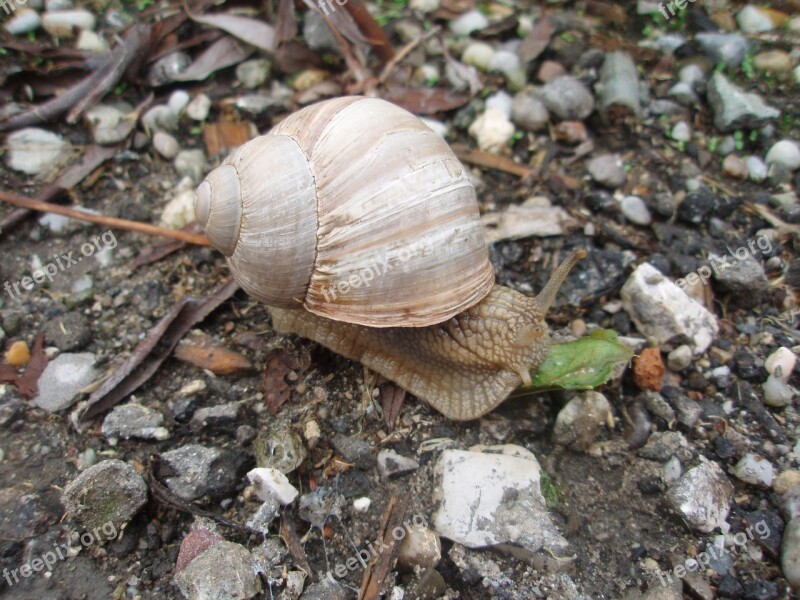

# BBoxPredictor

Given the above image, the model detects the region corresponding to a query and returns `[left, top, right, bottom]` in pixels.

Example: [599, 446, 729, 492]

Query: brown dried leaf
[274, 41, 325, 74]
[275, 0, 298, 44]
[80, 280, 239, 421]
[175, 334, 254, 375]
[171, 36, 253, 83]
[517, 15, 554, 64]
[262, 351, 294, 414]
[381, 87, 471, 114]
[187, 9, 276, 52]
[203, 122, 255, 156]
[380, 382, 406, 431]
[16, 332, 47, 399]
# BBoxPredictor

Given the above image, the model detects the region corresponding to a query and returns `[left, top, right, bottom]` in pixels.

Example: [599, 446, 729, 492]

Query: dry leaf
[171, 36, 253, 82]
[481, 200, 577, 243]
[175, 334, 254, 375]
[382, 87, 471, 114]
[203, 122, 256, 156]
[517, 16, 554, 64]
[187, 9, 276, 52]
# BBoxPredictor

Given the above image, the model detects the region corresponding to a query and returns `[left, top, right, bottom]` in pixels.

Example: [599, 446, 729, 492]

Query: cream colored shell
[195, 96, 494, 328]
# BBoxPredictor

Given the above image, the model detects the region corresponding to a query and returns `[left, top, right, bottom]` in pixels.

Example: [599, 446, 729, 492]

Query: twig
[0, 190, 211, 245]
[358, 494, 409, 600]
[452, 144, 534, 178]
[342, 0, 394, 64]
[378, 26, 441, 84]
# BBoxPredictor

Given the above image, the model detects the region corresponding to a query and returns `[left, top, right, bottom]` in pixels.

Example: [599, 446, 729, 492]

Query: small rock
[765, 140, 800, 171]
[468, 108, 515, 154]
[586, 154, 626, 188]
[168, 90, 190, 115]
[331, 434, 373, 470]
[398, 525, 441, 571]
[695, 33, 748, 67]
[5, 128, 68, 177]
[175, 526, 224, 573]
[489, 51, 525, 89]
[255, 426, 307, 473]
[153, 131, 180, 160]
[5, 8, 41, 35]
[246, 498, 280, 534]
[539, 76, 594, 120]
[190, 402, 244, 435]
[707, 72, 779, 133]
[174, 541, 261, 600]
[620, 195, 652, 226]
[553, 121, 587, 144]
[667, 345, 693, 371]
[667, 82, 698, 106]
[76, 30, 108, 53]
[722, 154, 749, 179]
[236, 58, 271, 89]
[461, 42, 495, 72]
[433, 445, 572, 563]
[160, 188, 196, 230]
[765, 347, 796, 382]
[449, 9, 489, 36]
[142, 104, 178, 132]
[511, 92, 549, 131]
[737, 5, 775, 32]
[668, 459, 733, 533]
[753, 50, 793, 75]
[537, 60, 566, 82]
[782, 518, 800, 590]
[41, 9, 95, 37]
[102, 403, 170, 441]
[62, 459, 148, 536]
[186, 94, 212, 121]
[377, 449, 419, 479]
[763, 374, 795, 407]
[639, 431, 691, 462]
[4, 341, 30, 367]
[302, 579, 348, 600]
[84, 104, 132, 145]
[174, 149, 207, 182]
[746, 155, 768, 181]
[485, 91, 512, 118]
[775, 471, 800, 495]
[353, 497, 371, 512]
[247, 467, 299, 505]
[621, 263, 719, 354]
[410, 0, 439, 12]
[711, 252, 769, 308]
[160, 444, 251, 502]
[679, 63, 706, 88]
[33, 352, 98, 412]
[552, 391, 612, 451]
[671, 121, 691, 142]
[733, 453, 774, 488]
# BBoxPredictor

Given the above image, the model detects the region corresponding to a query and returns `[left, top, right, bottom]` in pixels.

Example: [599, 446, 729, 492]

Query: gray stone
[552, 391, 612, 450]
[159, 444, 251, 502]
[511, 92, 549, 132]
[236, 58, 271, 89]
[301, 579, 348, 600]
[102, 403, 170, 440]
[539, 76, 594, 120]
[142, 104, 178, 132]
[746, 155, 768, 181]
[302, 10, 338, 53]
[732, 453, 774, 488]
[638, 432, 691, 462]
[331, 434, 373, 470]
[43, 311, 91, 351]
[667, 460, 733, 532]
[667, 82, 698, 106]
[190, 402, 245, 435]
[5, 8, 41, 35]
[33, 352, 98, 412]
[737, 5, 774, 33]
[710, 252, 769, 308]
[667, 345, 692, 371]
[153, 131, 180, 160]
[765, 140, 800, 171]
[5, 128, 68, 177]
[186, 94, 212, 121]
[174, 541, 261, 600]
[672, 121, 691, 142]
[782, 518, 800, 589]
[586, 154, 626, 188]
[620, 195, 652, 226]
[62, 459, 148, 536]
[173, 149, 207, 183]
[707, 73, 779, 133]
[41, 9, 95, 37]
[449, 9, 488, 36]
[377, 449, 419, 479]
[695, 33, 748, 67]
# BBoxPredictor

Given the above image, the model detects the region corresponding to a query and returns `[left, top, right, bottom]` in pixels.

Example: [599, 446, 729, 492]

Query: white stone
[449, 9, 489, 36]
[468, 108, 515, 154]
[552, 391, 612, 450]
[672, 121, 691, 142]
[5, 128, 67, 177]
[5, 8, 41, 35]
[142, 105, 178, 132]
[153, 131, 180, 160]
[733, 453, 774, 488]
[782, 518, 800, 589]
[397, 525, 441, 570]
[75, 30, 108, 53]
[353, 497, 371, 513]
[667, 459, 733, 533]
[42, 9, 95, 37]
[236, 58, 271, 89]
[186, 94, 212, 121]
[485, 91, 513, 118]
[33, 353, 98, 412]
[160, 188, 196, 230]
[168, 90, 191, 116]
[746, 155, 768, 181]
[489, 50, 521, 76]
[766, 140, 800, 171]
[667, 345, 693, 371]
[737, 5, 774, 33]
[621, 263, 719, 354]
[766, 347, 796, 382]
[620, 195, 652, 226]
[461, 42, 495, 72]
[663, 456, 682, 482]
[247, 467, 298, 505]
[410, 0, 439, 13]
[173, 149, 206, 182]
[763, 374, 796, 408]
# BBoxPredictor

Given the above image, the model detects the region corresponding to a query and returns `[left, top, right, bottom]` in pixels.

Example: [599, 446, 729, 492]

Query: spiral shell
[195, 96, 494, 328]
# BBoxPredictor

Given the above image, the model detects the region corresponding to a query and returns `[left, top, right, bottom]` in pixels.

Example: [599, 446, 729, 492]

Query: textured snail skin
[269, 251, 584, 420]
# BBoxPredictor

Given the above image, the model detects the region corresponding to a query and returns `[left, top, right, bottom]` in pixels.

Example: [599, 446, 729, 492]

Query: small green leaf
[527, 330, 634, 391]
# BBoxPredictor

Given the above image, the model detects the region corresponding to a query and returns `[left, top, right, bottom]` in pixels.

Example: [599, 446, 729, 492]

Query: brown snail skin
[195, 96, 584, 420]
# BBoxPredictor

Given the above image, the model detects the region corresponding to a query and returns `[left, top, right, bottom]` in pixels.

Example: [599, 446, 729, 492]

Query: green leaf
[527, 330, 634, 391]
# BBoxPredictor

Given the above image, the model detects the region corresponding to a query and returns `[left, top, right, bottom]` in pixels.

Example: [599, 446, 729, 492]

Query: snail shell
[195, 96, 494, 328]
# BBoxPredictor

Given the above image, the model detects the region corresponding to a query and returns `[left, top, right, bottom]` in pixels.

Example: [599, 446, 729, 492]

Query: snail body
[196, 97, 583, 420]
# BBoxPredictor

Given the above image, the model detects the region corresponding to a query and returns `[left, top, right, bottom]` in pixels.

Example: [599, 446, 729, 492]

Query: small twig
[378, 26, 441, 84]
[0, 190, 211, 245]
[452, 144, 534, 178]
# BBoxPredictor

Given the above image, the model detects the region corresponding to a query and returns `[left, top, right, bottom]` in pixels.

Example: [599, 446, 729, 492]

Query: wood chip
[203, 122, 256, 156]
[174, 334, 253, 375]
[358, 494, 409, 599]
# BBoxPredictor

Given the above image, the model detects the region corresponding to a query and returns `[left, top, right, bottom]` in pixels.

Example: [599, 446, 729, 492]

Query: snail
[195, 96, 584, 420]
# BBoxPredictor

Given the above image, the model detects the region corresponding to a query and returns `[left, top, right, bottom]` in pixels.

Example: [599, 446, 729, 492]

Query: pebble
[552, 391, 612, 451]
[353, 497, 371, 512]
[255, 427, 307, 473]
[153, 130, 180, 160]
[419, 117, 448, 138]
[707, 73, 779, 133]
[398, 525, 442, 570]
[461, 42, 495, 72]
[695, 32, 748, 67]
[586, 154, 626, 188]
[41, 9, 95, 37]
[621, 263, 719, 354]
[489, 50, 525, 89]
[410, 0, 439, 12]
[101, 403, 170, 440]
[433, 445, 572, 561]
[175, 526, 224, 573]
[667, 459, 733, 533]
[236, 58, 271, 89]
[667, 82, 698, 106]
[746, 155, 769, 181]
[167, 89, 190, 115]
[247, 467, 299, 505]
[763, 373, 795, 407]
[302, 10, 337, 53]
[753, 50, 793, 75]
[538, 76, 594, 120]
[76, 30, 108, 53]
[774, 471, 800, 495]
[485, 91, 513, 118]
[679, 63, 706, 88]
[159, 444, 250, 501]
[5, 128, 68, 176]
[331, 434, 373, 469]
[62, 459, 148, 535]
[733, 453, 774, 488]
[173, 149, 207, 182]
[33, 352, 98, 412]
[5, 8, 41, 35]
[712, 253, 769, 308]
[639, 431, 691, 462]
[83, 104, 128, 145]
[722, 154, 748, 179]
[552, 121, 587, 144]
[4, 340, 30, 367]
[537, 60, 566, 82]
[449, 9, 489, 36]
[737, 5, 775, 32]
[671, 121, 691, 143]
[377, 449, 420, 479]
[468, 108, 515, 154]
[174, 541, 261, 599]
[142, 104, 178, 133]
[765, 140, 800, 171]
[160, 187, 195, 230]
[765, 347, 796, 382]
[620, 195, 652, 226]
[782, 518, 800, 589]
[667, 345, 693, 371]
[186, 94, 211, 121]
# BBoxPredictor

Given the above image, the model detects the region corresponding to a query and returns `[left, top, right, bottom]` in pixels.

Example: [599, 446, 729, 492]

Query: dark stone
[584, 190, 616, 213]
[742, 511, 783, 558]
[331, 434, 374, 470]
[171, 396, 200, 423]
[732, 350, 761, 381]
[648, 253, 671, 276]
[714, 437, 738, 460]
[43, 311, 92, 351]
[637, 475, 664, 495]
[610, 312, 630, 335]
[742, 580, 778, 600]
[336, 469, 371, 498]
[717, 575, 743, 598]
[678, 190, 716, 224]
